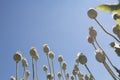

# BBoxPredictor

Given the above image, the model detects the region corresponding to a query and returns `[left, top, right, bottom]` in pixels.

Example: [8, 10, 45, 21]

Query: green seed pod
[87, 8, 97, 19]
[57, 72, 62, 78]
[49, 51, 54, 60]
[10, 76, 15, 80]
[22, 57, 28, 67]
[96, 49, 106, 63]
[25, 70, 30, 77]
[43, 65, 48, 72]
[62, 61, 67, 70]
[89, 27, 97, 38]
[13, 51, 22, 62]
[47, 73, 53, 79]
[30, 47, 37, 58]
[78, 53, 87, 64]
[43, 44, 50, 54]
[58, 55, 63, 62]
[87, 35, 94, 44]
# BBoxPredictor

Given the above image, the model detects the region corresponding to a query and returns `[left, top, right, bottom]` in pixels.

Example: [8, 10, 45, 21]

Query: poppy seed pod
[95, 49, 106, 63]
[43, 65, 48, 72]
[58, 55, 63, 62]
[25, 70, 30, 77]
[72, 69, 77, 76]
[78, 72, 83, 78]
[62, 61, 67, 70]
[57, 72, 62, 78]
[47, 73, 53, 79]
[30, 47, 37, 58]
[10, 76, 15, 80]
[87, 8, 97, 19]
[74, 65, 79, 72]
[49, 51, 54, 59]
[34, 53, 39, 60]
[21, 77, 25, 80]
[112, 24, 120, 35]
[112, 13, 120, 20]
[87, 35, 94, 44]
[78, 53, 87, 64]
[43, 44, 50, 54]
[13, 51, 22, 63]
[71, 75, 75, 80]
[22, 57, 28, 67]
[89, 27, 97, 38]
[85, 74, 89, 80]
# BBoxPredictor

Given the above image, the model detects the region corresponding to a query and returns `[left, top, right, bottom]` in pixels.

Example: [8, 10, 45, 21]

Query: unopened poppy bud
[62, 61, 67, 70]
[43, 44, 50, 54]
[13, 51, 22, 63]
[87, 35, 94, 44]
[57, 72, 62, 78]
[113, 24, 120, 35]
[22, 57, 28, 67]
[87, 8, 97, 19]
[58, 55, 63, 62]
[43, 65, 48, 72]
[25, 70, 30, 77]
[49, 51, 54, 59]
[47, 73, 53, 79]
[89, 27, 97, 38]
[95, 49, 106, 63]
[30, 47, 37, 58]
[78, 52, 87, 64]
[10, 76, 15, 80]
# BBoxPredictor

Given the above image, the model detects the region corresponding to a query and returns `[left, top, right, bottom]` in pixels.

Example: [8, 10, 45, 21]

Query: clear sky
[0, 0, 120, 80]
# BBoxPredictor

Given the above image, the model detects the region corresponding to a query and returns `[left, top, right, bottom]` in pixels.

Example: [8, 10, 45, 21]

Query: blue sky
[0, 0, 120, 80]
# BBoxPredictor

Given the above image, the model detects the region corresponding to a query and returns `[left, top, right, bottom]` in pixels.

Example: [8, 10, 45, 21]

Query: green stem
[35, 61, 39, 80]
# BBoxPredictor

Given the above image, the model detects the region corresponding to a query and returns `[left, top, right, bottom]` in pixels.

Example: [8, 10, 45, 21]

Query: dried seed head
[47, 73, 53, 79]
[95, 49, 106, 63]
[30, 47, 38, 58]
[22, 57, 28, 67]
[43, 44, 50, 54]
[49, 51, 54, 59]
[78, 52, 87, 64]
[58, 55, 63, 62]
[57, 72, 62, 78]
[43, 65, 48, 72]
[87, 35, 94, 44]
[13, 51, 22, 63]
[89, 27, 97, 38]
[62, 61, 67, 70]
[10, 76, 15, 80]
[87, 8, 97, 19]
[113, 24, 120, 35]
[25, 70, 30, 77]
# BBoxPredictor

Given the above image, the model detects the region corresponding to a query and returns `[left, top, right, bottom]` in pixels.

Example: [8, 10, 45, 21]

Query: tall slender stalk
[94, 18, 120, 43]
[16, 62, 18, 80]
[84, 64, 95, 80]
[52, 60, 55, 80]
[60, 62, 64, 80]
[35, 61, 38, 80]
[47, 55, 52, 74]
[32, 58, 35, 80]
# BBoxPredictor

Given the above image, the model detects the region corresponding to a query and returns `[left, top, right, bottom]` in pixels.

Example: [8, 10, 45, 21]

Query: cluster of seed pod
[87, 8, 120, 80]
